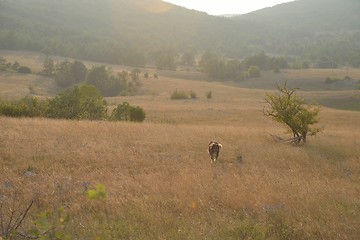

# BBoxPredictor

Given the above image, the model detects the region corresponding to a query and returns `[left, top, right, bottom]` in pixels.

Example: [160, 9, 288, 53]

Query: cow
[208, 141, 222, 162]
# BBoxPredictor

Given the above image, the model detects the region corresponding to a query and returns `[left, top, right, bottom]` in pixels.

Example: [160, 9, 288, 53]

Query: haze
[164, 0, 295, 15]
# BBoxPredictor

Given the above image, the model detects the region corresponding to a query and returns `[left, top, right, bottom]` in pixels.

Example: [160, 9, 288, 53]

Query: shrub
[206, 91, 212, 99]
[247, 66, 261, 78]
[324, 77, 340, 84]
[111, 102, 146, 122]
[190, 91, 197, 99]
[47, 84, 107, 120]
[17, 66, 32, 74]
[0, 96, 48, 118]
[170, 89, 189, 100]
[264, 83, 321, 144]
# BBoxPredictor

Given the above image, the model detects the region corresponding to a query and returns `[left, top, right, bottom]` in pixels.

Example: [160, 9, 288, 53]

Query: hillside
[1, 0, 360, 67]
[237, 0, 360, 33]
[232, 0, 360, 65]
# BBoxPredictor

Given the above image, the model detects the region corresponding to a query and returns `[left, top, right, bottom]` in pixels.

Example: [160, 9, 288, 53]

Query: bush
[47, 84, 107, 120]
[17, 66, 32, 74]
[111, 102, 146, 122]
[206, 91, 212, 99]
[170, 89, 189, 100]
[264, 83, 321, 144]
[190, 91, 197, 99]
[247, 66, 261, 78]
[324, 77, 340, 84]
[0, 96, 48, 118]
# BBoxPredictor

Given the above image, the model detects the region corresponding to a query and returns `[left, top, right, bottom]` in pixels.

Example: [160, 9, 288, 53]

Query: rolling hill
[0, 0, 360, 67]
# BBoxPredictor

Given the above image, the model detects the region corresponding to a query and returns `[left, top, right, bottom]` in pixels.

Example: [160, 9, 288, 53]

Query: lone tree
[263, 83, 321, 144]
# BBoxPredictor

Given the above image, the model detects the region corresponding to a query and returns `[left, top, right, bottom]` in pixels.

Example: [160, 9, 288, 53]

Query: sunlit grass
[1, 50, 360, 238]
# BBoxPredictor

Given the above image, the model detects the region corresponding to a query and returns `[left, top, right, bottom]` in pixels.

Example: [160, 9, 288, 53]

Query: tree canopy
[264, 83, 321, 144]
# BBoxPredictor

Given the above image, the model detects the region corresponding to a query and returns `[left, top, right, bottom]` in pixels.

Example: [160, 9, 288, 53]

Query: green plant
[264, 82, 321, 144]
[47, 84, 107, 120]
[324, 76, 340, 84]
[17, 66, 32, 74]
[247, 66, 261, 78]
[86, 184, 107, 200]
[206, 91, 212, 99]
[170, 89, 189, 100]
[111, 102, 146, 122]
[29, 207, 71, 240]
[0, 96, 48, 118]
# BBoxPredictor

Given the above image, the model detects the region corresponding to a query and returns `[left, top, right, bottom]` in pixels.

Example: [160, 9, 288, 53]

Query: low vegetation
[170, 89, 190, 100]
[0, 84, 146, 122]
[110, 102, 146, 122]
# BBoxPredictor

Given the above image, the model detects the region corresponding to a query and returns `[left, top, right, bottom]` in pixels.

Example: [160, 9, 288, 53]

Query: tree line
[0, 84, 146, 122]
[42, 58, 141, 97]
[199, 51, 289, 81]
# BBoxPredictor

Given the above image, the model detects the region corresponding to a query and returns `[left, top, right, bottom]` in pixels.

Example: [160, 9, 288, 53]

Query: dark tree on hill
[42, 57, 55, 76]
[54, 60, 87, 87]
[154, 47, 177, 70]
[181, 51, 196, 66]
[86, 66, 128, 97]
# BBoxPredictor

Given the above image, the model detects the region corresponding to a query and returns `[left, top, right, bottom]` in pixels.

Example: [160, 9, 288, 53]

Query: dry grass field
[1, 51, 360, 239]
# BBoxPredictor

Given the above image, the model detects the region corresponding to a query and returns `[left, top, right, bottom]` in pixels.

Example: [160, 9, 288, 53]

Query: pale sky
[164, 0, 295, 15]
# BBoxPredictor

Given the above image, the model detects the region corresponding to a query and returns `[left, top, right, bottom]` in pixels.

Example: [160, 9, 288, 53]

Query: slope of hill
[237, 0, 360, 33]
[0, 0, 233, 65]
[0, 0, 360, 67]
[232, 0, 360, 65]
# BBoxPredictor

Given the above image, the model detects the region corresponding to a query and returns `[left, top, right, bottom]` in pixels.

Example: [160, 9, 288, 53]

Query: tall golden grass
[1, 51, 360, 238]
[1, 92, 360, 239]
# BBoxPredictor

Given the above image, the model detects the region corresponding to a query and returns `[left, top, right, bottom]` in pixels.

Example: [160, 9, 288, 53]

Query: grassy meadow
[1, 51, 360, 239]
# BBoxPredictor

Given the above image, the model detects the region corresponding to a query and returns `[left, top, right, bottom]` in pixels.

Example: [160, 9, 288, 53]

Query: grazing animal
[208, 141, 222, 162]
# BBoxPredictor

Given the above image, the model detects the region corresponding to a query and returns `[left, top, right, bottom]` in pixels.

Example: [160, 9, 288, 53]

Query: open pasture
[1, 51, 360, 239]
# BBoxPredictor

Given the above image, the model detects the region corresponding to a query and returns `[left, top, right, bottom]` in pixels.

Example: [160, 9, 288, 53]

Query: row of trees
[43, 58, 141, 97]
[0, 57, 32, 73]
[199, 51, 289, 81]
[0, 85, 146, 122]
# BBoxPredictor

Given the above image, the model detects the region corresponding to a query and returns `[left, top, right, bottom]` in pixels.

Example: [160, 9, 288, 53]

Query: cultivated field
[1, 51, 360, 239]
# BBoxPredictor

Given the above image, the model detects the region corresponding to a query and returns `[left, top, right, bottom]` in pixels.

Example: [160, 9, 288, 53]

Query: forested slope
[0, 0, 360, 67]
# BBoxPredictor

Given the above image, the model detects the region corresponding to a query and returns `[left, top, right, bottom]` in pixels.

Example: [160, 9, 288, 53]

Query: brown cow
[208, 141, 223, 162]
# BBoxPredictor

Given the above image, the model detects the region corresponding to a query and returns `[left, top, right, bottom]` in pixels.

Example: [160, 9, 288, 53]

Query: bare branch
[13, 199, 34, 233]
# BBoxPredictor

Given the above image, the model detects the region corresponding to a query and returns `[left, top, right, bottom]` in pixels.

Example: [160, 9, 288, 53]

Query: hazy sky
[164, 0, 295, 15]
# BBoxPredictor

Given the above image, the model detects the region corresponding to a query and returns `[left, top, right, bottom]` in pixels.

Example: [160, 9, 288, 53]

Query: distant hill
[0, 0, 359, 67]
[236, 0, 360, 33]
